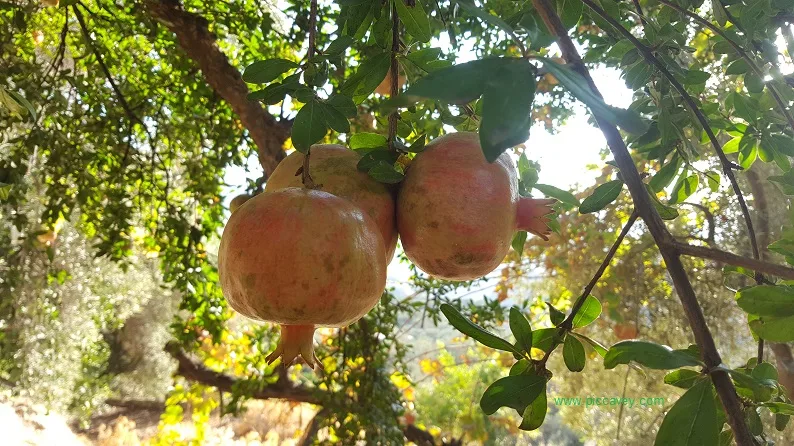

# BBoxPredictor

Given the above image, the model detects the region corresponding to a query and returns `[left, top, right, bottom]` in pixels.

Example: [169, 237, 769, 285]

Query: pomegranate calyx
[516, 198, 557, 240]
[266, 324, 321, 370]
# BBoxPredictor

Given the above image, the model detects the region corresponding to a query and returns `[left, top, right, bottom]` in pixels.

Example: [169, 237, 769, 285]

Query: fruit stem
[516, 198, 556, 240]
[265, 324, 322, 370]
[301, 148, 316, 189]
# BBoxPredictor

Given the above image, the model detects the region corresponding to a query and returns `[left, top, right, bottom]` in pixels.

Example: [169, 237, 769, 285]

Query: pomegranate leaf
[509, 307, 533, 353]
[350, 132, 388, 150]
[440, 303, 524, 356]
[395, 0, 431, 43]
[511, 231, 527, 257]
[519, 387, 547, 431]
[579, 179, 623, 214]
[736, 285, 794, 317]
[546, 302, 565, 326]
[668, 174, 699, 205]
[654, 379, 720, 446]
[563, 335, 586, 372]
[479, 60, 536, 162]
[480, 374, 546, 415]
[367, 161, 404, 184]
[291, 100, 327, 152]
[604, 341, 703, 370]
[534, 184, 579, 208]
[663, 369, 704, 389]
[243, 58, 299, 84]
[749, 315, 794, 342]
[341, 52, 391, 103]
[571, 295, 601, 328]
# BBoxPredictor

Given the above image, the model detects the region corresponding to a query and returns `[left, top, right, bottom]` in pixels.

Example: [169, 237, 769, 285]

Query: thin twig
[655, 0, 794, 133]
[388, 0, 401, 148]
[73, 6, 140, 126]
[530, 0, 753, 443]
[631, 0, 648, 27]
[669, 241, 794, 280]
[581, 0, 762, 275]
[538, 210, 638, 368]
[301, 0, 319, 188]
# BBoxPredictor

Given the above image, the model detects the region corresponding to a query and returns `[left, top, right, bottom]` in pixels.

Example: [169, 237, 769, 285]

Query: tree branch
[655, 0, 794, 133]
[387, 0, 401, 148]
[530, 0, 752, 443]
[164, 341, 322, 405]
[580, 0, 762, 275]
[669, 241, 794, 280]
[145, 0, 287, 175]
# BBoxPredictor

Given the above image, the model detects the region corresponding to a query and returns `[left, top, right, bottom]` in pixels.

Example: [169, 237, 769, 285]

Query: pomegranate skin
[397, 132, 554, 281]
[218, 188, 387, 367]
[265, 144, 398, 262]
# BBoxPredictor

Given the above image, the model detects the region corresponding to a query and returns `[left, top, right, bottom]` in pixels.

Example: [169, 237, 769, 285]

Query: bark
[164, 341, 322, 404]
[746, 165, 794, 400]
[145, 0, 287, 175]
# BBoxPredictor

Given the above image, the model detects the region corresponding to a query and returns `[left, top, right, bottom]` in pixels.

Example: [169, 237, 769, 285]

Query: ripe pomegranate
[265, 144, 398, 262]
[397, 132, 555, 281]
[229, 194, 252, 213]
[218, 188, 387, 368]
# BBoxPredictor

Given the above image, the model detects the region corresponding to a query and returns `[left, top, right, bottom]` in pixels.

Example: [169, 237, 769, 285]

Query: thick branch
[530, 0, 752, 443]
[164, 341, 322, 405]
[145, 0, 287, 175]
[670, 241, 794, 280]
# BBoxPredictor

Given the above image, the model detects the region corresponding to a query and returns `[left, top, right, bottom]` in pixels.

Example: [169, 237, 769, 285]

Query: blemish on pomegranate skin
[453, 252, 476, 265]
[429, 221, 440, 229]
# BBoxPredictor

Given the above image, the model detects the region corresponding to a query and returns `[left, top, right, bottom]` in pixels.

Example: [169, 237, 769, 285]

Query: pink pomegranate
[265, 144, 398, 262]
[397, 132, 555, 281]
[218, 188, 387, 368]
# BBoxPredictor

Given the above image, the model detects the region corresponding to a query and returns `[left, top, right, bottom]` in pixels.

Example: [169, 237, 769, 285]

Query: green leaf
[649, 156, 681, 192]
[243, 58, 299, 84]
[510, 359, 532, 376]
[531, 327, 561, 353]
[547, 303, 565, 326]
[406, 134, 426, 153]
[6, 90, 36, 120]
[519, 389, 548, 431]
[571, 295, 601, 328]
[511, 231, 528, 257]
[563, 335, 586, 372]
[705, 171, 720, 192]
[367, 161, 405, 184]
[509, 307, 533, 353]
[480, 374, 547, 415]
[556, 0, 583, 29]
[440, 304, 524, 355]
[646, 184, 679, 220]
[769, 169, 794, 195]
[719, 430, 733, 446]
[479, 60, 536, 162]
[736, 285, 794, 317]
[534, 184, 579, 207]
[746, 407, 763, 435]
[395, 0, 431, 43]
[775, 413, 791, 431]
[291, 100, 327, 152]
[683, 70, 711, 85]
[762, 402, 794, 416]
[669, 174, 699, 205]
[579, 180, 623, 214]
[664, 369, 704, 389]
[537, 57, 648, 135]
[654, 379, 720, 446]
[0, 182, 12, 201]
[326, 94, 357, 118]
[752, 361, 778, 381]
[749, 315, 794, 342]
[722, 136, 741, 154]
[341, 52, 391, 103]
[745, 71, 764, 93]
[768, 134, 794, 157]
[404, 47, 443, 71]
[518, 153, 537, 186]
[604, 341, 703, 370]
[572, 333, 608, 357]
[711, 0, 728, 26]
[397, 58, 515, 106]
[725, 59, 749, 75]
[350, 132, 388, 150]
[324, 35, 355, 55]
[520, 10, 555, 51]
[453, 1, 520, 48]
[320, 102, 350, 133]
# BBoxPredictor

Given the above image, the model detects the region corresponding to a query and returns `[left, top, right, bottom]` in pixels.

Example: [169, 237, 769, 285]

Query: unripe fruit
[265, 144, 398, 262]
[218, 188, 387, 368]
[398, 132, 555, 280]
[229, 194, 252, 213]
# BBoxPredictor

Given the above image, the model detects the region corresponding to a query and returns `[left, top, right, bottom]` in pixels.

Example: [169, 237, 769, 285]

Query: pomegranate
[218, 188, 387, 368]
[265, 144, 398, 262]
[397, 132, 555, 281]
[229, 194, 252, 213]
